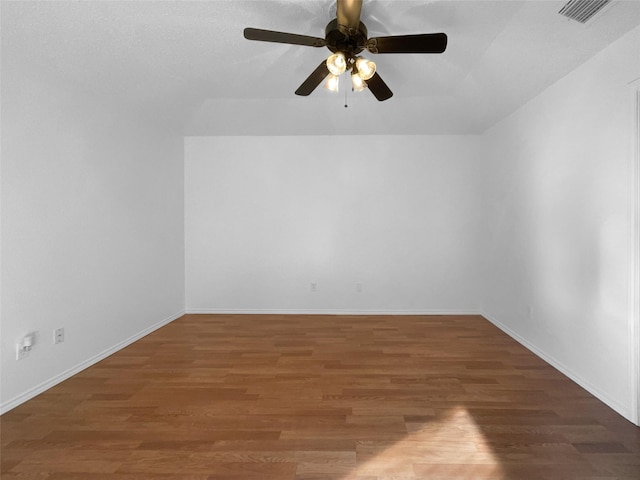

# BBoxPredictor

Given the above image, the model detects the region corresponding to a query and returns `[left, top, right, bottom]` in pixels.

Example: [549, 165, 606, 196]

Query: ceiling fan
[243, 0, 447, 101]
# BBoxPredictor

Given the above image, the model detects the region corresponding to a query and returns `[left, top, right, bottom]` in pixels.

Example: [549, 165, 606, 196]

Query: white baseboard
[482, 311, 632, 422]
[0, 310, 185, 415]
[185, 308, 481, 315]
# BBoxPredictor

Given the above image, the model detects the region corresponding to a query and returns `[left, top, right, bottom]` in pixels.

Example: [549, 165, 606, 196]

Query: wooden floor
[2, 314, 639, 479]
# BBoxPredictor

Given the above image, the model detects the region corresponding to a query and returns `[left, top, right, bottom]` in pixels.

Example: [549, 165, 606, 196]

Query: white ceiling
[3, 0, 639, 135]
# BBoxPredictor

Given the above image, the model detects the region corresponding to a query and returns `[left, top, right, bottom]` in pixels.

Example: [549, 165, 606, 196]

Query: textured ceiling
[2, 0, 639, 135]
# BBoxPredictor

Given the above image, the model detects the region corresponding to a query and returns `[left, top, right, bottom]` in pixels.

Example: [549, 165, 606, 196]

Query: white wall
[480, 25, 640, 421]
[3, 22, 637, 426]
[0, 66, 185, 412]
[185, 135, 481, 314]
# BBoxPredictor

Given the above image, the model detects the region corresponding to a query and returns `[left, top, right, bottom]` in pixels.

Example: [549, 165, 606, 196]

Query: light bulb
[326, 53, 347, 76]
[351, 73, 367, 92]
[355, 57, 376, 80]
[324, 74, 340, 93]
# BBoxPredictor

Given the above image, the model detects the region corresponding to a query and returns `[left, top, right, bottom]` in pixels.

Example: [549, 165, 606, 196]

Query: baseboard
[482, 311, 632, 422]
[185, 308, 481, 316]
[0, 309, 185, 415]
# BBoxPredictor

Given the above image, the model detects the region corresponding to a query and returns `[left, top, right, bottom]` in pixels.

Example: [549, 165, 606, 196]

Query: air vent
[558, 0, 611, 23]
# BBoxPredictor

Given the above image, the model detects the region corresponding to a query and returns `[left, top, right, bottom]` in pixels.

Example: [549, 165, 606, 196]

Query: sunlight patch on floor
[341, 406, 504, 479]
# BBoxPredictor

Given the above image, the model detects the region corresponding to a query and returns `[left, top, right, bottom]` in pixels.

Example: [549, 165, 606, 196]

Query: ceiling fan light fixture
[244, 2, 448, 101]
[355, 57, 376, 80]
[326, 52, 347, 75]
[351, 72, 367, 92]
[324, 74, 340, 92]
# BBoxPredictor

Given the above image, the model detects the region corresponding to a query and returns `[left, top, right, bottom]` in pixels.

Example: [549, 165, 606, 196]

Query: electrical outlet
[310, 282, 318, 292]
[16, 332, 36, 360]
[54, 328, 65, 344]
[16, 343, 30, 360]
[356, 282, 363, 293]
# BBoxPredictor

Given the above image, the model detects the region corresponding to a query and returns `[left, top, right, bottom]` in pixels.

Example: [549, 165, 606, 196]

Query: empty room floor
[1, 314, 639, 479]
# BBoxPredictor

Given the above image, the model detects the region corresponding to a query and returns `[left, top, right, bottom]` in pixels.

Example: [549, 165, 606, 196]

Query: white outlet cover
[54, 328, 65, 344]
[16, 343, 29, 360]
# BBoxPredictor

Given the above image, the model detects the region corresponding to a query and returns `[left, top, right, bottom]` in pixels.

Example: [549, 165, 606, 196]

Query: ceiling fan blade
[244, 28, 326, 47]
[336, 0, 363, 31]
[295, 61, 331, 96]
[367, 72, 393, 101]
[366, 33, 447, 54]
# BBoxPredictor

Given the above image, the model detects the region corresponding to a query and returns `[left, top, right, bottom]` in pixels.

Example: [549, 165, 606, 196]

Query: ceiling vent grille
[558, 0, 611, 23]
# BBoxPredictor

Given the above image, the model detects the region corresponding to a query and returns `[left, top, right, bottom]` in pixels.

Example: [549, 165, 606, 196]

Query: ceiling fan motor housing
[325, 19, 367, 59]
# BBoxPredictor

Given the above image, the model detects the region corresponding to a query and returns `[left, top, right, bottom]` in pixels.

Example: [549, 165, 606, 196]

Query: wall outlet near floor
[356, 282, 363, 293]
[310, 282, 318, 292]
[16, 332, 36, 360]
[54, 328, 65, 344]
[16, 343, 30, 360]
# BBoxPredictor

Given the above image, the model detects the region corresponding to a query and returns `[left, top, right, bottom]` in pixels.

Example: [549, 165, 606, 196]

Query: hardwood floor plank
[2, 314, 638, 479]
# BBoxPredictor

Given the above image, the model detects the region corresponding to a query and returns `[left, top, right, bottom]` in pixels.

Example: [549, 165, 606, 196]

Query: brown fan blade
[244, 28, 326, 47]
[366, 33, 447, 54]
[295, 61, 331, 96]
[336, 0, 363, 31]
[366, 72, 393, 101]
